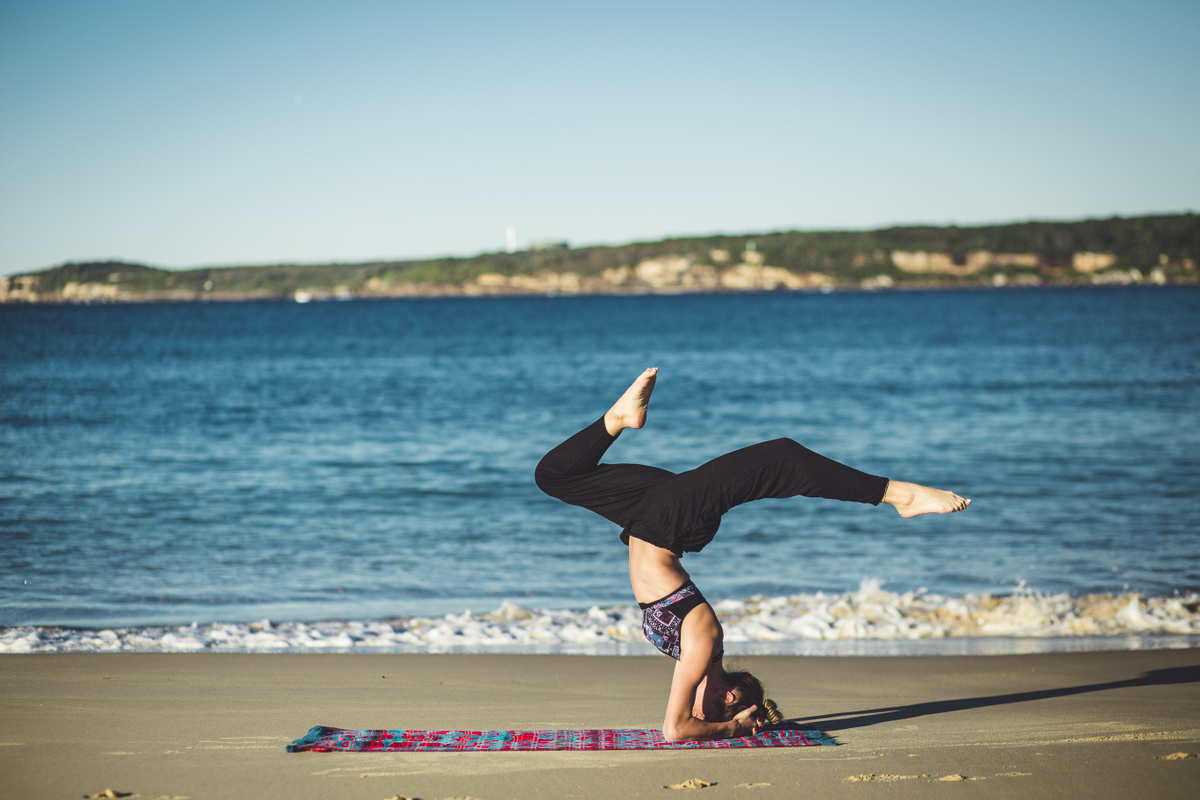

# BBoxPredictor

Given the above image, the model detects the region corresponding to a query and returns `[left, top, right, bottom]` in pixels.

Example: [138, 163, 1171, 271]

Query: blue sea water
[1, 286, 1199, 631]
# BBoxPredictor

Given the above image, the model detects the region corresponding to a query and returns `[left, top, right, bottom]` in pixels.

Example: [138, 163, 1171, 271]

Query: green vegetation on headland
[3, 214, 1197, 303]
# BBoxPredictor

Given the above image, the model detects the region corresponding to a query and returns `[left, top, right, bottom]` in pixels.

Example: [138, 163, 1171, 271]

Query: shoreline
[2, 279, 1197, 306]
[3, 650, 1198, 799]
[6, 584, 1198, 654]
[4, 634, 1200, 658]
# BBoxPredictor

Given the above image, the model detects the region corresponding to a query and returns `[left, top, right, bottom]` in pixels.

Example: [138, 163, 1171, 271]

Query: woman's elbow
[662, 720, 695, 743]
[662, 724, 684, 743]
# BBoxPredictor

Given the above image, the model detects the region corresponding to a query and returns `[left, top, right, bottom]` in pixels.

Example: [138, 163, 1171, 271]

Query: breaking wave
[3, 580, 1198, 655]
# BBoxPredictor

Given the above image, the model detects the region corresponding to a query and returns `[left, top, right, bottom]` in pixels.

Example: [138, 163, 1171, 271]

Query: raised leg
[534, 369, 673, 528]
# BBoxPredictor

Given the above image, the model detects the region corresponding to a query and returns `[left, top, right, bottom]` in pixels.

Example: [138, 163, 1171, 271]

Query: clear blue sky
[1, 0, 1196, 276]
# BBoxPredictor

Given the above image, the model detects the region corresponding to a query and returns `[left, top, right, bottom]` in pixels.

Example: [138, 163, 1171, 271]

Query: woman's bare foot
[604, 368, 658, 436]
[883, 480, 970, 518]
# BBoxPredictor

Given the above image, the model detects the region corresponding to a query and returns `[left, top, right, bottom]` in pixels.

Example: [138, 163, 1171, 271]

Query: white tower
[506, 226, 517, 253]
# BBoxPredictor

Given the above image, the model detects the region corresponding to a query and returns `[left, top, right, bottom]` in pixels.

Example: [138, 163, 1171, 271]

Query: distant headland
[3, 214, 1197, 304]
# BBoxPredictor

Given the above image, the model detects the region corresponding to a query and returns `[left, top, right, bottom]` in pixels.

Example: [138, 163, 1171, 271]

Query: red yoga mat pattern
[287, 724, 835, 752]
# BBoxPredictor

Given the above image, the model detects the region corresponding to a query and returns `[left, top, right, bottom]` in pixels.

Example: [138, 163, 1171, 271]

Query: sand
[2, 649, 1198, 799]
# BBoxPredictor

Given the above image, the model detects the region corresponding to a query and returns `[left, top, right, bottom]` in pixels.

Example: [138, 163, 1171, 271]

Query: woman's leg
[534, 370, 673, 527]
[534, 418, 675, 527]
[538, 368, 969, 548]
[671, 436, 968, 519]
[627, 437, 967, 552]
[675, 437, 891, 516]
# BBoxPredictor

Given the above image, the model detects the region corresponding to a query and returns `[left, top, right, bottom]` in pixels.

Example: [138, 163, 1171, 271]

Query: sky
[1, 0, 1197, 277]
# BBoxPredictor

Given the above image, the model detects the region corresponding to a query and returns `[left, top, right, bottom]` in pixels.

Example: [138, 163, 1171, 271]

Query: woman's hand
[728, 704, 760, 738]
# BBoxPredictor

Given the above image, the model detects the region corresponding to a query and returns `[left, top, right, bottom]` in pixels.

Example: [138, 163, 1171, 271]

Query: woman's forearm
[662, 715, 738, 743]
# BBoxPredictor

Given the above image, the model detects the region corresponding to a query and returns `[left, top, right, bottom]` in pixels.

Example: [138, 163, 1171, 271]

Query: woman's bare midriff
[628, 536, 692, 604]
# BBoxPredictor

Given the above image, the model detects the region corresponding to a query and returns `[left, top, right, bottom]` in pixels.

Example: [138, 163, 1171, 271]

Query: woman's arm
[662, 670, 759, 742]
[660, 607, 759, 742]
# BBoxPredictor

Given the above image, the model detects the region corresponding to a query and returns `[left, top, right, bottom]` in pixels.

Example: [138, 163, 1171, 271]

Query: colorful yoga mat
[287, 724, 835, 752]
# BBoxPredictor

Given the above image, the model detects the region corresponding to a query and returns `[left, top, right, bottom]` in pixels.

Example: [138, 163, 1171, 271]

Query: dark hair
[721, 670, 784, 725]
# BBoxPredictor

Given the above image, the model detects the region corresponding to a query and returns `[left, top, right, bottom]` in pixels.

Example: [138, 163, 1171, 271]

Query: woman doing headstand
[535, 368, 970, 742]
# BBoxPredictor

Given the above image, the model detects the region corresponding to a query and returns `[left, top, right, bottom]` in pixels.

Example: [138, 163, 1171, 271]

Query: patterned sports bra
[638, 580, 723, 661]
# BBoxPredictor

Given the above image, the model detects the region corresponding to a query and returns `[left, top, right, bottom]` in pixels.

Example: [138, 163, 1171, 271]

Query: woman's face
[703, 683, 742, 721]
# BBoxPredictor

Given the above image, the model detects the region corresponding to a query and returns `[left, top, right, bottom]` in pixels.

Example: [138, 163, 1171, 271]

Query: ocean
[2, 286, 1198, 653]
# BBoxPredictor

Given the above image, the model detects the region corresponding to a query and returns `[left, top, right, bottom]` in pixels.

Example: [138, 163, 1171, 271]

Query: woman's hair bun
[761, 697, 784, 725]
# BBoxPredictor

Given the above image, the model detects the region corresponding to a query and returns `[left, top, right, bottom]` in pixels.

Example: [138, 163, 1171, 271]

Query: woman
[535, 368, 970, 742]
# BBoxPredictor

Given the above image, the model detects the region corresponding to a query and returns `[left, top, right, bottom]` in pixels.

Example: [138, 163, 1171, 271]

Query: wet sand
[2, 649, 1198, 799]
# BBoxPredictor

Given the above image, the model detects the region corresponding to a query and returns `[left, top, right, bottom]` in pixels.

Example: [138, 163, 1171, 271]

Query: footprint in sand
[664, 778, 716, 789]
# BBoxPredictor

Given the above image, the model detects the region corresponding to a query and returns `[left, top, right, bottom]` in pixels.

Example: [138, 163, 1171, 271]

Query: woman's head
[720, 670, 784, 725]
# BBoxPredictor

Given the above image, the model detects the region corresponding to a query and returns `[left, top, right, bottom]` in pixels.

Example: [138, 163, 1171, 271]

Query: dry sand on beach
[2, 649, 1199, 800]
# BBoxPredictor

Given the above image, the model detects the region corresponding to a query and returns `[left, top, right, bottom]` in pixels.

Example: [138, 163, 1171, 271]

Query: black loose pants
[535, 418, 890, 554]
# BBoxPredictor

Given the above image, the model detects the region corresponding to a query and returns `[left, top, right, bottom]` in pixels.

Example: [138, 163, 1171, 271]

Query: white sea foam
[3, 580, 1199, 655]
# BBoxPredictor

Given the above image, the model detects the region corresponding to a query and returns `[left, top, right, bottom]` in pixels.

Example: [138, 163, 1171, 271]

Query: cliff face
[890, 250, 1043, 275]
[461, 250, 834, 296]
[0, 275, 41, 302]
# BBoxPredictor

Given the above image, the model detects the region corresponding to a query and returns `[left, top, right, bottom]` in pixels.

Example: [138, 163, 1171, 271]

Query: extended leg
[662, 436, 967, 522]
[620, 437, 890, 552]
[622, 436, 966, 553]
[667, 437, 891, 520]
